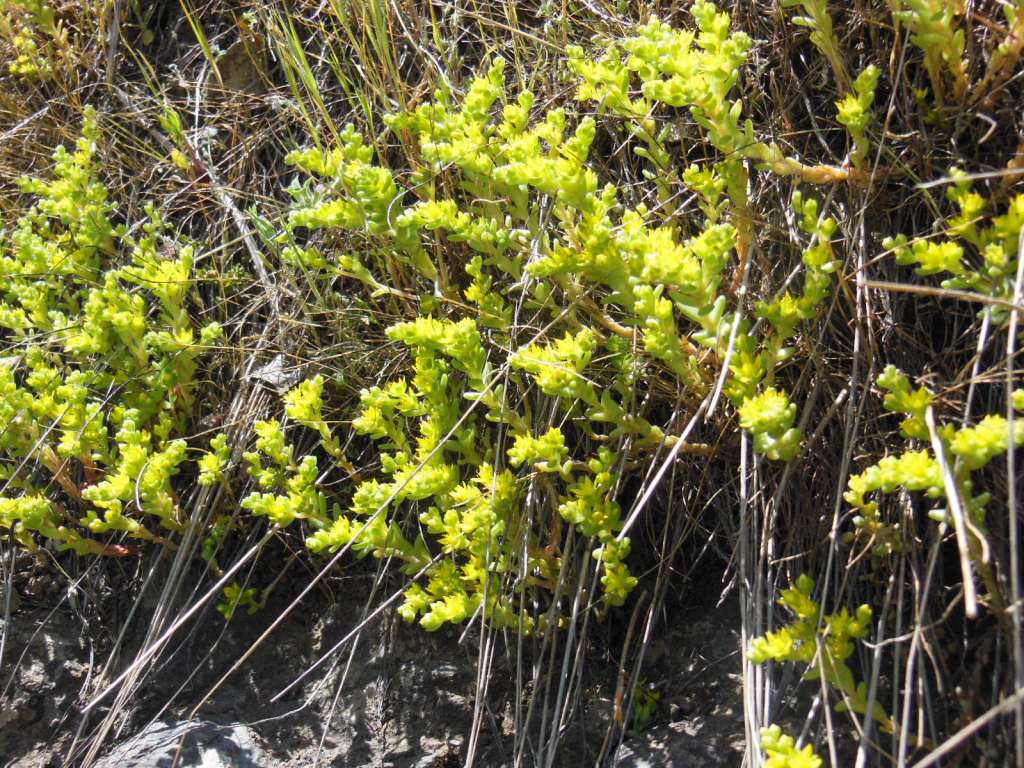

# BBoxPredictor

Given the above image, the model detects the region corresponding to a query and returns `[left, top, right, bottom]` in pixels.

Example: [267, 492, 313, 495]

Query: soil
[1, 578, 746, 767]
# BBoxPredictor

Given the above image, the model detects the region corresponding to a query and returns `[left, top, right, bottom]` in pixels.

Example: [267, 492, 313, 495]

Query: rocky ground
[1, 575, 745, 767]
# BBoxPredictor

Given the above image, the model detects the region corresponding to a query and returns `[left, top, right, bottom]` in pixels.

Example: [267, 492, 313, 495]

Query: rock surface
[93, 720, 266, 768]
[1, 613, 89, 765]
[611, 715, 745, 767]
[1, 583, 747, 767]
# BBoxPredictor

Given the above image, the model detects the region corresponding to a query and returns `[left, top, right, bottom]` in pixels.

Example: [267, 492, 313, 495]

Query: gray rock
[93, 720, 267, 768]
[611, 715, 745, 767]
[0, 614, 88, 762]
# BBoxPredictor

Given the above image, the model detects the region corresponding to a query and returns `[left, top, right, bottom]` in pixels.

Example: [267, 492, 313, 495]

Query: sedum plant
[269, 2, 852, 632]
[781, 0, 850, 91]
[890, 0, 969, 101]
[760, 724, 824, 768]
[284, 122, 439, 287]
[197, 433, 232, 488]
[836, 65, 881, 171]
[844, 366, 1022, 612]
[0, 108, 222, 554]
[283, 374, 358, 475]
[980, 1, 1024, 93]
[0, 4, 853, 636]
[779, 3, 881, 170]
[885, 176, 1024, 324]
[729, 190, 841, 460]
[569, 3, 853, 287]
[217, 582, 262, 620]
[750, 574, 895, 733]
[0, 0, 67, 79]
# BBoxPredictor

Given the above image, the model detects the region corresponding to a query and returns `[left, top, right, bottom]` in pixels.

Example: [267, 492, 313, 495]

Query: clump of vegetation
[750, 575, 894, 734]
[0, 108, 220, 554]
[1, 0, 61, 78]
[266, 4, 858, 629]
[892, 0, 969, 102]
[761, 724, 824, 768]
